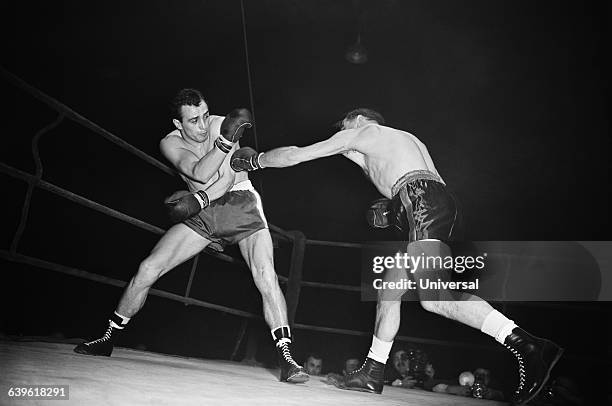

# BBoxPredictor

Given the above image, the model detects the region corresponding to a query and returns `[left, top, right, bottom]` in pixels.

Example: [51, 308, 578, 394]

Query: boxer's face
[393, 350, 409, 375]
[175, 101, 211, 142]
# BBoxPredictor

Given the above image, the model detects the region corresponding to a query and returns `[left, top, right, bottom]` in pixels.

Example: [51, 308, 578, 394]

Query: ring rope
[1, 68, 602, 359]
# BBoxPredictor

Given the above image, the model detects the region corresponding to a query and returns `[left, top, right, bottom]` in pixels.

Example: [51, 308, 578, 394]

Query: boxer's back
[344, 124, 442, 198]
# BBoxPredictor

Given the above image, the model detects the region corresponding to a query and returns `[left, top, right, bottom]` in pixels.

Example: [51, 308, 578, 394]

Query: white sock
[110, 311, 131, 329]
[480, 309, 517, 344]
[367, 335, 393, 364]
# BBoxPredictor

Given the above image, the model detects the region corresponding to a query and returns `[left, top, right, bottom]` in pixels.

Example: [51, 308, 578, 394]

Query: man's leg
[238, 229, 308, 383]
[412, 239, 564, 406]
[117, 224, 210, 317]
[74, 224, 210, 356]
[330, 266, 410, 394]
[238, 229, 287, 328]
[409, 240, 498, 328]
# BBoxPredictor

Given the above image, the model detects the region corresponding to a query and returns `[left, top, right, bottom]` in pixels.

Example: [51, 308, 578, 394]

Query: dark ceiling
[0, 0, 609, 242]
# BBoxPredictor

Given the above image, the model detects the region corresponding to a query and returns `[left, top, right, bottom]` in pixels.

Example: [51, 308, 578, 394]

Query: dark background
[1, 0, 610, 403]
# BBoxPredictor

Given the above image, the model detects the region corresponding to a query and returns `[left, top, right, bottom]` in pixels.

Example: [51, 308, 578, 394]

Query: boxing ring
[2, 64, 599, 404]
[2, 340, 508, 406]
[0, 67, 519, 405]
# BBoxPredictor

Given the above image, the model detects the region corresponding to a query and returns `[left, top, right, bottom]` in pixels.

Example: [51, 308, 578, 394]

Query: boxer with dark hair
[74, 88, 308, 384]
[230, 108, 563, 404]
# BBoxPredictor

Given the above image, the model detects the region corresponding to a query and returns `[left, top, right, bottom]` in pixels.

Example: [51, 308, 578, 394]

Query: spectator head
[392, 349, 410, 376]
[473, 368, 492, 386]
[343, 357, 361, 375]
[303, 353, 323, 376]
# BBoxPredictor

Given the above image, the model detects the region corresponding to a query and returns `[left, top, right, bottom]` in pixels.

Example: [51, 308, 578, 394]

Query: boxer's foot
[277, 341, 309, 383]
[504, 328, 564, 405]
[74, 324, 117, 356]
[329, 357, 384, 394]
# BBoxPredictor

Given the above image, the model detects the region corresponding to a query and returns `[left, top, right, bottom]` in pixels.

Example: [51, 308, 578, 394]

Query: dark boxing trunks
[390, 170, 459, 242]
[183, 180, 268, 252]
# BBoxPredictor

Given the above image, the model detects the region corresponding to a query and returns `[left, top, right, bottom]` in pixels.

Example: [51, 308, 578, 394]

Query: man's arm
[163, 156, 236, 224]
[260, 129, 356, 168]
[161, 137, 227, 184]
[160, 117, 227, 183]
[161, 109, 252, 182]
[202, 160, 236, 200]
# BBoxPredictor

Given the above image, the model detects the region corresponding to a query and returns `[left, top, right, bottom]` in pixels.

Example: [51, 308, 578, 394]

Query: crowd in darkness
[301, 348, 585, 405]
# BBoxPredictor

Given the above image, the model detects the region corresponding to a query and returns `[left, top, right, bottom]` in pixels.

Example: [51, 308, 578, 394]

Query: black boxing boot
[272, 326, 309, 383]
[330, 357, 385, 394]
[504, 327, 564, 405]
[74, 312, 129, 356]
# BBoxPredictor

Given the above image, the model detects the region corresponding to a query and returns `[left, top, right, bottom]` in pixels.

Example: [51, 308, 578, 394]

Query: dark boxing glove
[164, 190, 209, 223]
[366, 198, 392, 228]
[215, 108, 253, 153]
[230, 147, 263, 172]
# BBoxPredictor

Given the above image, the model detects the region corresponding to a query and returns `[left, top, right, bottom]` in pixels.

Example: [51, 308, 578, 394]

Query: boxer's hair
[170, 88, 207, 120]
[336, 108, 385, 128]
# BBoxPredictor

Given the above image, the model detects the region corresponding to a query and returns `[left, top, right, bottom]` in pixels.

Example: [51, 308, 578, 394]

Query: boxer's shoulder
[160, 129, 186, 152]
[161, 129, 182, 143]
[347, 124, 384, 146]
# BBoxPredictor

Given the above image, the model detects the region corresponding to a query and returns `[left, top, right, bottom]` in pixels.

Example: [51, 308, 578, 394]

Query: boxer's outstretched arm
[260, 130, 355, 168]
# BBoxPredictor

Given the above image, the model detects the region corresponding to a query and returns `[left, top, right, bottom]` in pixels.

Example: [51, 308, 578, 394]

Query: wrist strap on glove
[253, 152, 264, 169]
[193, 190, 210, 209]
[215, 136, 234, 153]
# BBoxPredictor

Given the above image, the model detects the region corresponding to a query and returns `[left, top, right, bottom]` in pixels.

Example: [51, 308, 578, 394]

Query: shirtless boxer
[74, 89, 308, 384]
[230, 108, 563, 404]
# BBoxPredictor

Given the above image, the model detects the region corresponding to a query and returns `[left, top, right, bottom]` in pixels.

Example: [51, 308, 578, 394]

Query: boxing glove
[366, 198, 392, 228]
[164, 190, 209, 223]
[230, 147, 263, 172]
[215, 108, 252, 153]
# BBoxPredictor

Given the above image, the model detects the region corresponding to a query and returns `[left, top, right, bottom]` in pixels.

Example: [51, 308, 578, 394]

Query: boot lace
[85, 324, 113, 347]
[504, 343, 525, 393]
[278, 341, 299, 367]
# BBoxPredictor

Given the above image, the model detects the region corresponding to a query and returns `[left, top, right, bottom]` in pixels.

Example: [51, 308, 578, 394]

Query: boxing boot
[74, 323, 118, 356]
[273, 326, 309, 383]
[504, 327, 564, 405]
[74, 312, 128, 356]
[330, 357, 385, 394]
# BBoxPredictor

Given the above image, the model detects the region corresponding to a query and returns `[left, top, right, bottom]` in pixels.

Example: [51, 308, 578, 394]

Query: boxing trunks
[183, 180, 268, 251]
[390, 170, 459, 242]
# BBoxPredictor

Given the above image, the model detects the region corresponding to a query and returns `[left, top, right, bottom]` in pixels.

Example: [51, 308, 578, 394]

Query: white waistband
[230, 180, 254, 192]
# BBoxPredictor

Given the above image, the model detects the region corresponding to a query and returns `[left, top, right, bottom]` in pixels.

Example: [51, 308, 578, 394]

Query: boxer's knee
[133, 258, 165, 288]
[420, 299, 456, 317]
